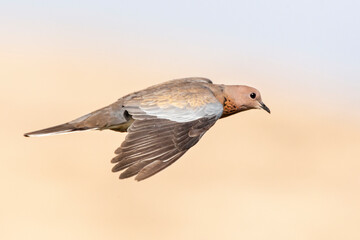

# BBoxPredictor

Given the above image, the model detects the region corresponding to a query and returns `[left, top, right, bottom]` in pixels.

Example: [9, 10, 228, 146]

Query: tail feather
[24, 123, 89, 137]
[24, 100, 129, 137]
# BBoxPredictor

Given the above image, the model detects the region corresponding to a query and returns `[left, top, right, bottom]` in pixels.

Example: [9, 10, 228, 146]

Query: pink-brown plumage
[24, 77, 270, 181]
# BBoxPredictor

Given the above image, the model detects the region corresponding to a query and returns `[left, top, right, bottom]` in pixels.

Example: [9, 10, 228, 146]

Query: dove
[24, 77, 270, 181]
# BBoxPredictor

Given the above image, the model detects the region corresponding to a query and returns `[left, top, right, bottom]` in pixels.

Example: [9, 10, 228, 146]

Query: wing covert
[111, 78, 224, 180]
[123, 78, 223, 122]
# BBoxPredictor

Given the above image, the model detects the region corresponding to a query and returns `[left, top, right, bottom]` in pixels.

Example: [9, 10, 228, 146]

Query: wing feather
[112, 117, 218, 180]
[111, 78, 223, 180]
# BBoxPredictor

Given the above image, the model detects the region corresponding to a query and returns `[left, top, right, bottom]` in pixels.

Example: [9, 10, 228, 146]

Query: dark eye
[250, 93, 256, 99]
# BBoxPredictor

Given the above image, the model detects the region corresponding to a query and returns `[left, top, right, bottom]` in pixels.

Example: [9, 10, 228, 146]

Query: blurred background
[1, 1, 360, 239]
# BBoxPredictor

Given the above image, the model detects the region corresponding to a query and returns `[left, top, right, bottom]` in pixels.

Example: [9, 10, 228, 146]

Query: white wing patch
[123, 80, 224, 123]
[140, 101, 223, 122]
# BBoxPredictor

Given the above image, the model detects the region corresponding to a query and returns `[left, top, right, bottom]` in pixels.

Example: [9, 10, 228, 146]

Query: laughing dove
[24, 77, 270, 181]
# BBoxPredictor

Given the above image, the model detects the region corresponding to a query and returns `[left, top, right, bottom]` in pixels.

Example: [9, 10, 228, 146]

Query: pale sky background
[1, 0, 360, 112]
[1, 1, 360, 240]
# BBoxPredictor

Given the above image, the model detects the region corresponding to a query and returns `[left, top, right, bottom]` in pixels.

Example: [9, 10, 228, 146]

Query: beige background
[1, 1, 360, 239]
[1, 51, 360, 240]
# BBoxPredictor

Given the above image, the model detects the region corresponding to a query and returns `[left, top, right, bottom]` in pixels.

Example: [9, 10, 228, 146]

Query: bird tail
[24, 101, 130, 137]
[23, 122, 91, 137]
[23, 109, 102, 137]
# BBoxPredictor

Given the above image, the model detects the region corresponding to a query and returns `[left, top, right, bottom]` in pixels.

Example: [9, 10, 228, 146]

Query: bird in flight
[24, 78, 270, 181]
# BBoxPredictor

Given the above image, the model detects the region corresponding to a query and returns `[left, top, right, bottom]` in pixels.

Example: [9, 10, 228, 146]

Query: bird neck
[208, 84, 247, 118]
[221, 95, 241, 118]
[220, 85, 249, 118]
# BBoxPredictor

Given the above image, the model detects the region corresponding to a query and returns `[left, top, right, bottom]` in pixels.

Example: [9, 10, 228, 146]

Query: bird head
[223, 85, 271, 114]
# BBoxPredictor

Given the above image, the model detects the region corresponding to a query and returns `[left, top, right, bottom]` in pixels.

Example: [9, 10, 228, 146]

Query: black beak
[260, 102, 271, 114]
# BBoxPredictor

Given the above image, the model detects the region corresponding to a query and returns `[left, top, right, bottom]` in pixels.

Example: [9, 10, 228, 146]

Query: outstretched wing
[111, 116, 218, 181]
[111, 79, 223, 181]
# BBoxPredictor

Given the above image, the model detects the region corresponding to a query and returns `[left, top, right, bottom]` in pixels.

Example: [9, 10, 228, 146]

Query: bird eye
[250, 93, 256, 99]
